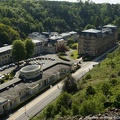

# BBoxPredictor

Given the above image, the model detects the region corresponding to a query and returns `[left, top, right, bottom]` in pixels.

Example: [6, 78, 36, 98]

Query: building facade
[0, 40, 44, 66]
[78, 24, 117, 56]
[0, 63, 72, 115]
[0, 31, 78, 66]
[60, 31, 78, 41]
[0, 46, 12, 66]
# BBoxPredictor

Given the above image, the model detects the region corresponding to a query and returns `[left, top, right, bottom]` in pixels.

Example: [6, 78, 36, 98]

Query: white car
[0, 67, 3, 71]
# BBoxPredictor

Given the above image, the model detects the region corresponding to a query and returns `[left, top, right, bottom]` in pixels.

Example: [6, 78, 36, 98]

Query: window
[10, 102, 12, 106]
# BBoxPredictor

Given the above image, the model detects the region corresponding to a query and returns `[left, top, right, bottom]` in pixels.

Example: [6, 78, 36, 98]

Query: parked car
[0, 67, 3, 71]
[11, 63, 15, 66]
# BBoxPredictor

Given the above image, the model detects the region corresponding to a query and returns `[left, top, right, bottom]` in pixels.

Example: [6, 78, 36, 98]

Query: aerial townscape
[0, 0, 120, 120]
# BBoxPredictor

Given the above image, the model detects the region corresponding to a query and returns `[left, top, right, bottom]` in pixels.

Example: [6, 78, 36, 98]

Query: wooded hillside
[0, 0, 120, 46]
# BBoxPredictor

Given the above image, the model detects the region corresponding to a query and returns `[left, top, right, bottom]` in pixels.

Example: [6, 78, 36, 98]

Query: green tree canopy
[12, 40, 26, 66]
[62, 75, 78, 93]
[0, 23, 20, 46]
[24, 38, 35, 59]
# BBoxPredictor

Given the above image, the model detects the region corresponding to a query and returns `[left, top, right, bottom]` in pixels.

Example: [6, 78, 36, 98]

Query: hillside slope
[32, 46, 120, 120]
[0, 0, 120, 46]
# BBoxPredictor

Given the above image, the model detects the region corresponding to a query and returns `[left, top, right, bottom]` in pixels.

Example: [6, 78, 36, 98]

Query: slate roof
[0, 97, 8, 105]
[0, 78, 21, 92]
[103, 24, 117, 28]
[0, 45, 12, 53]
[82, 29, 102, 33]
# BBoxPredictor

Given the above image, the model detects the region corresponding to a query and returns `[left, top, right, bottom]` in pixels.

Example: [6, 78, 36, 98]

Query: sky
[50, 0, 120, 4]
[83, 0, 120, 4]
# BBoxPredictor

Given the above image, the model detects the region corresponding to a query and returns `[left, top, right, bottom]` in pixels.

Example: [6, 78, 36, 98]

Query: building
[28, 32, 48, 54]
[44, 33, 66, 53]
[0, 61, 72, 115]
[19, 65, 42, 79]
[0, 45, 12, 66]
[78, 24, 117, 56]
[0, 40, 44, 66]
[60, 31, 78, 41]
[0, 31, 78, 66]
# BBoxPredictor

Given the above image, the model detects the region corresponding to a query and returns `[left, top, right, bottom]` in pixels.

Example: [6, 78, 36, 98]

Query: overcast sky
[86, 0, 120, 4]
[53, 0, 120, 4]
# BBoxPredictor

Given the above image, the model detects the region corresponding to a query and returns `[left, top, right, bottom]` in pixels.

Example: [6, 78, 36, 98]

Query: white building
[60, 31, 78, 41]
[0, 40, 44, 66]
[0, 45, 12, 66]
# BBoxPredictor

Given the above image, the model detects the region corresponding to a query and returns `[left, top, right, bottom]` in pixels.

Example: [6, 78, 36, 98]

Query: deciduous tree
[25, 38, 35, 60]
[12, 40, 26, 66]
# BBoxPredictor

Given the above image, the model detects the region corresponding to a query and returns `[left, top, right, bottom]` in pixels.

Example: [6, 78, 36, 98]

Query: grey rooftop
[0, 78, 21, 91]
[82, 29, 102, 33]
[0, 97, 8, 105]
[20, 65, 41, 73]
[103, 24, 117, 28]
[0, 45, 12, 53]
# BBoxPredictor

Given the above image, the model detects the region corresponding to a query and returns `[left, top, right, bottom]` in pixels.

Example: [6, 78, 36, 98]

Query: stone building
[0, 62, 72, 115]
[78, 24, 117, 56]
[0, 40, 44, 66]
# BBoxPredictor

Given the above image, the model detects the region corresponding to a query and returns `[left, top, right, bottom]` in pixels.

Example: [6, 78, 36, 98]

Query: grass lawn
[70, 43, 78, 49]
[70, 50, 78, 59]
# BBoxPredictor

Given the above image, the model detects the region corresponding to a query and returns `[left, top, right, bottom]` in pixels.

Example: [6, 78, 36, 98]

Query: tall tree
[12, 40, 26, 66]
[25, 38, 35, 59]
[62, 75, 78, 93]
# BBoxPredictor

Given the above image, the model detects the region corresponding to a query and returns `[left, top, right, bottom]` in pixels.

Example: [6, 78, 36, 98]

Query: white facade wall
[0, 46, 12, 66]
[28, 84, 39, 95]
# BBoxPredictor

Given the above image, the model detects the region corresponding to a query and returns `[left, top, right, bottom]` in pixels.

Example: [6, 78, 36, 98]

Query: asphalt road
[16, 89, 61, 120]
[7, 83, 63, 120]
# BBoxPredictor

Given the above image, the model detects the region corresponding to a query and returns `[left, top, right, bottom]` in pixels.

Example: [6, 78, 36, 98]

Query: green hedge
[57, 54, 70, 61]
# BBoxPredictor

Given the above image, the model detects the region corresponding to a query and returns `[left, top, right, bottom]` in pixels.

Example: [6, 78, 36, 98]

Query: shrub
[59, 106, 68, 116]
[0, 80, 4, 84]
[67, 39, 75, 46]
[72, 103, 79, 115]
[56, 92, 72, 111]
[44, 104, 56, 118]
[62, 76, 78, 93]
[110, 73, 117, 78]
[110, 78, 117, 85]
[104, 101, 113, 108]
[101, 83, 110, 96]
[113, 93, 120, 109]
[80, 99, 104, 116]
[85, 74, 91, 80]
[110, 61, 116, 68]
[71, 44, 77, 49]
[118, 70, 120, 76]
[86, 85, 96, 95]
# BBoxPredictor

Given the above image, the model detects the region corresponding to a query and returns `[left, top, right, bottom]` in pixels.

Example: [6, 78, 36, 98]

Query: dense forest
[0, 0, 120, 46]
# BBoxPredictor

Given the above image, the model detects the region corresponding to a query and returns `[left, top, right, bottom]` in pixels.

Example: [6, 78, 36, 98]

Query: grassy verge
[57, 54, 70, 61]
[70, 50, 78, 59]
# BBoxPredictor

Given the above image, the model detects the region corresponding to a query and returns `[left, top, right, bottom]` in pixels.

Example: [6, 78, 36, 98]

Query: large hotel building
[78, 24, 118, 56]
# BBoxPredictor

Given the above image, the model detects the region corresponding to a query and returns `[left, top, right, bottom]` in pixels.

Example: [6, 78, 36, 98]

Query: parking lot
[0, 54, 59, 76]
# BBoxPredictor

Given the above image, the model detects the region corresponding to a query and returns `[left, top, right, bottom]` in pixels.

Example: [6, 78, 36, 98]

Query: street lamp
[25, 106, 30, 119]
